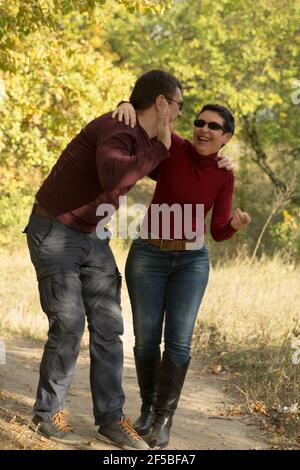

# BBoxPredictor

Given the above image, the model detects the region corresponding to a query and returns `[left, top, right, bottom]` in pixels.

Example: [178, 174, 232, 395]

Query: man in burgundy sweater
[24, 70, 183, 450]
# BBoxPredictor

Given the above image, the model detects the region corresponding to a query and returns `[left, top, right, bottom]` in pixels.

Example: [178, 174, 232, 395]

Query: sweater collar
[191, 145, 219, 167]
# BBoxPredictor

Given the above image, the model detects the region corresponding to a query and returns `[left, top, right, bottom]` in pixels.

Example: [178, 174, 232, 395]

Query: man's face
[193, 110, 232, 155]
[165, 87, 183, 127]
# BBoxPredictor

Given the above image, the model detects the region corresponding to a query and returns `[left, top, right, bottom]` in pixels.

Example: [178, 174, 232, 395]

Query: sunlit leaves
[0, 0, 172, 70]
[0, 13, 135, 231]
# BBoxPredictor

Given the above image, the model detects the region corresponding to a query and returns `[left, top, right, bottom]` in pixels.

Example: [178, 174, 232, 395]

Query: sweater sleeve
[147, 166, 159, 181]
[147, 133, 184, 181]
[210, 171, 237, 242]
[96, 131, 169, 191]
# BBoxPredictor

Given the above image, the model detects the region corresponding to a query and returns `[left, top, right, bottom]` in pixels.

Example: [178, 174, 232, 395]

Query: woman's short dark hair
[198, 104, 235, 135]
[130, 70, 182, 111]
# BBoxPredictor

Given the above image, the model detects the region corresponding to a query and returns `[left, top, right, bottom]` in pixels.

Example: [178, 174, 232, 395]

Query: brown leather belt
[146, 238, 196, 251]
[32, 204, 57, 221]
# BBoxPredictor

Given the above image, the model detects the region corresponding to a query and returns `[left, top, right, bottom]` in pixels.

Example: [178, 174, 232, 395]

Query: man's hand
[157, 100, 171, 150]
[111, 102, 136, 128]
[217, 155, 235, 172]
[230, 208, 251, 230]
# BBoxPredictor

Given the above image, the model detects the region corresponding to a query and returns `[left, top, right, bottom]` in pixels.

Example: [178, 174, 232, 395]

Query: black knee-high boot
[133, 352, 161, 436]
[148, 353, 190, 448]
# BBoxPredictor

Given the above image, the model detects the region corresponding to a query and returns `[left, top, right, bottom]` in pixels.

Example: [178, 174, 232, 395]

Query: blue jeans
[25, 214, 124, 425]
[125, 238, 210, 365]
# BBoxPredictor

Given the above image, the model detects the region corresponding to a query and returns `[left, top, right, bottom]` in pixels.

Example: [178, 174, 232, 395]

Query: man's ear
[155, 94, 165, 110]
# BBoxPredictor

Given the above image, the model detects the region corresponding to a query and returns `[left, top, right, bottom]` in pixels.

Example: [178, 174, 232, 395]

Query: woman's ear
[224, 132, 233, 144]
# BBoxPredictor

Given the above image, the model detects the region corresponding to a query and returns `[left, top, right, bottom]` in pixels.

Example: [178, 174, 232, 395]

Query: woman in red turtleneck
[114, 103, 250, 449]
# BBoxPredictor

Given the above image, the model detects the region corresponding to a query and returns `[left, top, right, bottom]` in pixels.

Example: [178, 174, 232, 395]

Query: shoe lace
[52, 410, 73, 433]
[117, 417, 143, 441]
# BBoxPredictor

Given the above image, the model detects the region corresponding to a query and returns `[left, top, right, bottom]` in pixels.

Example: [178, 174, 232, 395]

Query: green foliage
[270, 209, 300, 258]
[0, 0, 172, 71]
[0, 14, 135, 243]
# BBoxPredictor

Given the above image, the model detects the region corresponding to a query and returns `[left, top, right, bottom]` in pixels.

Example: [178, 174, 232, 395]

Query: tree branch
[241, 114, 300, 205]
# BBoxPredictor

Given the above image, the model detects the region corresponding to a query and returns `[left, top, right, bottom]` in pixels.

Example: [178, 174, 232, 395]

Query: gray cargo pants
[24, 213, 124, 425]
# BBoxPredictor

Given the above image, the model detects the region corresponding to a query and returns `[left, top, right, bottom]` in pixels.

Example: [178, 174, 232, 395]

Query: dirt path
[0, 287, 269, 450]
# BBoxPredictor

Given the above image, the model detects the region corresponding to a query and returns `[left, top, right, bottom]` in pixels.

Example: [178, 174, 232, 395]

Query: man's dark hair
[130, 70, 182, 111]
[198, 104, 235, 135]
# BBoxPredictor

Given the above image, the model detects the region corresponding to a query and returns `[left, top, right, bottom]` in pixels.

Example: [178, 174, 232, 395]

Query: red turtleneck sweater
[142, 133, 237, 241]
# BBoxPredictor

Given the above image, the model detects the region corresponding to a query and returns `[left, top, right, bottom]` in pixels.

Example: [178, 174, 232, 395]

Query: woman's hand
[157, 99, 171, 150]
[217, 155, 235, 172]
[230, 208, 251, 230]
[111, 102, 136, 128]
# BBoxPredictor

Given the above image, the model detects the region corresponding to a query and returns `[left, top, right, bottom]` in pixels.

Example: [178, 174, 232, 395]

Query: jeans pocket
[27, 217, 55, 248]
[133, 237, 155, 249]
[115, 268, 122, 305]
[38, 275, 58, 315]
[38, 273, 74, 315]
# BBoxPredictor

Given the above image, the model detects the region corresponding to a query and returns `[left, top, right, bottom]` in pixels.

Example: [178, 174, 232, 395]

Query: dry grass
[196, 252, 299, 346]
[193, 252, 300, 449]
[0, 248, 48, 341]
[0, 406, 51, 450]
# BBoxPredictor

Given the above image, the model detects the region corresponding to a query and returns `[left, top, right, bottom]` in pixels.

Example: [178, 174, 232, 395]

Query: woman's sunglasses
[194, 119, 226, 132]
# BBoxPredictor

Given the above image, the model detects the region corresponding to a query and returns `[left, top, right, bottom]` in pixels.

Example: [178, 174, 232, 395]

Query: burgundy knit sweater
[143, 133, 237, 241]
[35, 112, 168, 232]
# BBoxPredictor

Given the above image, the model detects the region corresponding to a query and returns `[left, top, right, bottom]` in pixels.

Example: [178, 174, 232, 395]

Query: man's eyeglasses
[194, 119, 226, 132]
[165, 96, 184, 111]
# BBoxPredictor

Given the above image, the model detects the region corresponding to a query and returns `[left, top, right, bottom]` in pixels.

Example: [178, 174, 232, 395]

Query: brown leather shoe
[97, 416, 149, 450]
[31, 410, 83, 445]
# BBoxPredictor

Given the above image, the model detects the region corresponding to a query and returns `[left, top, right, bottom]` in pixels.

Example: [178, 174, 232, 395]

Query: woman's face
[193, 110, 232, 156]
